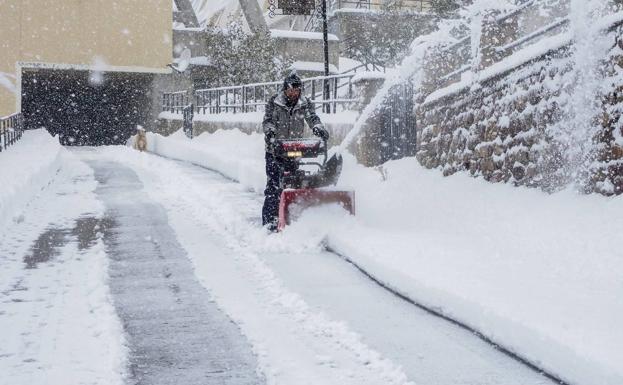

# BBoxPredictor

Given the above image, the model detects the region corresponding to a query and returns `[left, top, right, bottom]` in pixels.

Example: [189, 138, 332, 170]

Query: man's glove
[264, 126, 276, 145]
[265, 132, 275, 145]
[313, 125, 329, 141]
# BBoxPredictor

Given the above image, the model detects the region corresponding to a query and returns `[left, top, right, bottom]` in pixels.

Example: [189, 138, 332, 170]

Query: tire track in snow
[326, 247, 570, 385]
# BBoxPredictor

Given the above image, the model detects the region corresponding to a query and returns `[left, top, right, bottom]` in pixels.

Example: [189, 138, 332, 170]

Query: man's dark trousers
[262, 152, 282, 227]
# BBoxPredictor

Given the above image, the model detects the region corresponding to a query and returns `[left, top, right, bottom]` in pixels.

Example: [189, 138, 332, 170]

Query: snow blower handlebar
[274, 138, 327, 167]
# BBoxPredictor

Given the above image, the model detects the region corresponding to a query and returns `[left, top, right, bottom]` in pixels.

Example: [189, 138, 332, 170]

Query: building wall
[0, 2, 21, 117]
[0, 0, 172, 117]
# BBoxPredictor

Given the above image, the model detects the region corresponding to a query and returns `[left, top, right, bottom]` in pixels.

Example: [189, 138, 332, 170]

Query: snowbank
[146, 129, 266, 193]
[145, 128, 623, 385]
[0, 129, 63, 231]
[0, 133, 127, 385]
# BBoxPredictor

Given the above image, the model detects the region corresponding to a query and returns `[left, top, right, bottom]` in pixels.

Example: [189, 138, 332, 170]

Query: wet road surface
[88, 160, 264, 385]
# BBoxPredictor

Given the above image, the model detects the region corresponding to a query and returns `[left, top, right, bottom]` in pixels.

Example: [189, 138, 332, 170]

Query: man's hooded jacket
[262, 93, 322, 154]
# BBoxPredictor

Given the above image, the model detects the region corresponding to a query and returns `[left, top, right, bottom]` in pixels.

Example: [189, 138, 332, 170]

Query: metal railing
[183, 104, 194, 139]
[0, 113, 24, 152]
[427, 0, 575, 92]
[162, 90, 191, 114]
[306, 0, 433, 31]
[338, 62, 385, 74]
[495, 17, 570, 56]
[183, 72, 359, 115]
[331, 0, 431, 12]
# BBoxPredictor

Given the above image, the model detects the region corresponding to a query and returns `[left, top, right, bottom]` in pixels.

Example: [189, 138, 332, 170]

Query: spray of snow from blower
[336, 1, 517, 156]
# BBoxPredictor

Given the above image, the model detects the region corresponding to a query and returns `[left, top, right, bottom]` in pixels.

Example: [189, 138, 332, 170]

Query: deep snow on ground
[0, 132, 126, 385]
[141, 128, 623, 385]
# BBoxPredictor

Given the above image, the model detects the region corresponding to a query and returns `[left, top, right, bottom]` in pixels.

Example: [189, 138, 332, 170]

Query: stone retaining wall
[413, 2, 623, 195]
[417, 21, 623, 195]
[417, 45, 575, 191]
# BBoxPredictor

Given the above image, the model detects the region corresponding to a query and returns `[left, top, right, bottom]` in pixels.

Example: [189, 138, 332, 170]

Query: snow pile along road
[0, 129, 63, 231]
[144, 129, 623, 385]
[0, 132, 127, 385]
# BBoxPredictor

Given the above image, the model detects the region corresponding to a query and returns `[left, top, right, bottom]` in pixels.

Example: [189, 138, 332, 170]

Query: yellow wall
[0, 2, 21, 117]
[0, 0, 172, 117]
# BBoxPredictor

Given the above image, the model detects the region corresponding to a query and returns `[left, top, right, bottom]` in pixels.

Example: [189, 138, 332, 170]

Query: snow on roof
[270, 29, 339, 41]
[173, 55, 213, 68]
[172, 25, 204, 32]
[351, 71, 387, 83]
[291, 61, 338, 73]
[190, 0, 266, 27]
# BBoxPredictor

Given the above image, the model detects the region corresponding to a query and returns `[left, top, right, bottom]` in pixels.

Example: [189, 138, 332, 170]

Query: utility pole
[321, 0, 330, 113]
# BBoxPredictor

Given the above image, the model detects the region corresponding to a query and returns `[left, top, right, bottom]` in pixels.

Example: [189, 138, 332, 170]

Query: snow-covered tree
[203, 19, 291, 87]
[342, 3, 437, 69]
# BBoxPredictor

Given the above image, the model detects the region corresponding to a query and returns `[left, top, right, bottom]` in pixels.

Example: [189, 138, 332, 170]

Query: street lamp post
[321, 0, 330, 113]
[269, 0, 331, 112]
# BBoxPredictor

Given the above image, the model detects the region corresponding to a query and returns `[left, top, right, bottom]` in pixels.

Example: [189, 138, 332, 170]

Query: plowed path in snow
[86, 159, 263, 385]
[76, 147, 557, 385]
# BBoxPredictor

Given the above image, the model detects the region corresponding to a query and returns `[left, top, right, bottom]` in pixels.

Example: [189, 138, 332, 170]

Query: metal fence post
[242, 86, 246, 113]
[227, 90, 230, 113]
[333, 77, 338, 113]
[348, 77, 353, 100]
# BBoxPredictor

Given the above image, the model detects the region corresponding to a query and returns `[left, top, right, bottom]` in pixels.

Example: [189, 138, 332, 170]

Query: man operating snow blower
[261, 73, 354, 232]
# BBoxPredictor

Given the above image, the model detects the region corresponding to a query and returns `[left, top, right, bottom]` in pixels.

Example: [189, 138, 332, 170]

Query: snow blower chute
[275, 138, 354, 230]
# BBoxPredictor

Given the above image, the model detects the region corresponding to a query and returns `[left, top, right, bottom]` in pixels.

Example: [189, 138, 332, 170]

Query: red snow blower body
[274, 138, 355, 230]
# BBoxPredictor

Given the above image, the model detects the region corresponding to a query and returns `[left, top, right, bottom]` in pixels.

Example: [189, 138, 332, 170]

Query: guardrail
[164, 72, 361, 116]
[0, 113, 24, 152]
[162, 90, 191, 114]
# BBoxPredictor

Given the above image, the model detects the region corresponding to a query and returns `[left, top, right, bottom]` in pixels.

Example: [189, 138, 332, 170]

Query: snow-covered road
[72, 146, 557, 385]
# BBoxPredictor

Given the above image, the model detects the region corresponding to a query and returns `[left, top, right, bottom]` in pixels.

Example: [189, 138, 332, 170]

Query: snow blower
[275, 138, 355, 230]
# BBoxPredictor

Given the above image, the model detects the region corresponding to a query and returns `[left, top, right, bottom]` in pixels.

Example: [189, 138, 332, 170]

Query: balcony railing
[331, 0, 432, 12]
[161, 90, 191, 115]
[163, 72, 361, 115]
[0, 113, 24, 152]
